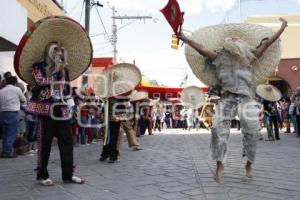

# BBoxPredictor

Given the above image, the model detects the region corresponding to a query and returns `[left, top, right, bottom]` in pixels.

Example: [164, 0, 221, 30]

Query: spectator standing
[289, 95, 298, 135]
[0, 76, 26, 158]
[282, 97, 291, 133]
[180, 107, 188, 130]
[164, 109, 172, 128]
[262, 100, 280, 140]
[294, 87, 300, 136]
[0, 71, 12, 88]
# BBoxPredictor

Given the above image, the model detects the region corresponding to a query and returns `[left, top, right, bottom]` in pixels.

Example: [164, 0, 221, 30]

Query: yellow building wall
[246, 15, 300, 59]
[17, 0, 64, 22]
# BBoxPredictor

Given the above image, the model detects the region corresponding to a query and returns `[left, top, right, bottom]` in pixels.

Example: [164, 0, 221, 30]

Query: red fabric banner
[160, 0, 184, 34]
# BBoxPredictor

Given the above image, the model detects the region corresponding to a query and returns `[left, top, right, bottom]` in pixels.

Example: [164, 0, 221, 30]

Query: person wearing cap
[179, 18, 288, 182]
[13, 17, 92, 186]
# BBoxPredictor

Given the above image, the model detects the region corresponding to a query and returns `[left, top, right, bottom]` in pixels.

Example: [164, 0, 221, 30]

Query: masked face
[46, 42, 67, 70]
[223, 37, 255, 66]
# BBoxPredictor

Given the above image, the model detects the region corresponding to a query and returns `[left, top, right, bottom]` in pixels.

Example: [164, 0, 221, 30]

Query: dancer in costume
[97, 63, 142, 163]
[14, 16, 93, 186]
[179, 18, 287, 182]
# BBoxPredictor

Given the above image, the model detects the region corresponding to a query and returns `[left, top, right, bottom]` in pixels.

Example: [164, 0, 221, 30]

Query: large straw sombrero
[180, 86, 205, 109]
[94, 63, 142, 98]
[14, 16, 93, 85]
[256, 84, 282, 102]
[130, 90, 149, 102]
[185, 23, 282, 87]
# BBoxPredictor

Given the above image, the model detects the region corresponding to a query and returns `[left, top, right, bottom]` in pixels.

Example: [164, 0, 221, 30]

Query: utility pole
[111, 6, 117, 64]
[82, 0, 91, 88]
[110, 7, 152, 64]
[82, 0, 104, 88]
[85, 0, 91, 34]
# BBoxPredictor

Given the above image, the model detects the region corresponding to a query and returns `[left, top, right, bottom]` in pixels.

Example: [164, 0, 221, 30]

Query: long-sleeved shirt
[27, 62, 70, 117]
[0, 84, 26, 112]
[31, 62, 70, 102]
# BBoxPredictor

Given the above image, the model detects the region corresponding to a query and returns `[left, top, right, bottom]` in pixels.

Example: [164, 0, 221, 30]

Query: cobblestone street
[1, 128, 300, 200]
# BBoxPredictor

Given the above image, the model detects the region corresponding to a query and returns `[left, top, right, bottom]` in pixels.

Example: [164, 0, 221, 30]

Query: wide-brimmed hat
[181, 86, 205, 109]
[256, 84, 282, 102]
[94, 63, 142, 98]
[185, 23, 282, 87]
[14, 16, 93, 85]
[130, 90, 149, 102]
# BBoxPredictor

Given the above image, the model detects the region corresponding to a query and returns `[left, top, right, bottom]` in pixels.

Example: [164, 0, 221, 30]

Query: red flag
[160, 0, 184, 35]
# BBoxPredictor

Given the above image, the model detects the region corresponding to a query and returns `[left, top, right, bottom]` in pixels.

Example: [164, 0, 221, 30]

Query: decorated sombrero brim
[14, 16, 93, 85]
[181, 86, 205, 109]
[130, 90, 149, 102]
[185, 23, 282, 87]
[256, 84, 282, 102]
[94, 63, 142, 98]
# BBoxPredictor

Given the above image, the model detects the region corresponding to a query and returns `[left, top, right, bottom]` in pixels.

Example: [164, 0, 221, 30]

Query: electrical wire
[95, 6, 114, 47]
[90, 32, 106, 37]
[117, 19, 138, 31]
[79, 0, 85, 23]
[66, 1, 80, 15]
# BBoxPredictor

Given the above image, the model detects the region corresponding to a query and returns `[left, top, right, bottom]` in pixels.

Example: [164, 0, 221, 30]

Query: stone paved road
[1, 128, 300, 200]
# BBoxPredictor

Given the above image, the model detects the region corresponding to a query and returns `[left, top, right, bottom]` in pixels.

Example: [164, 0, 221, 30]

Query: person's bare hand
[178, 32, 187, 42]
[56, 63, 67, 72]
[279, 17, 288, 28]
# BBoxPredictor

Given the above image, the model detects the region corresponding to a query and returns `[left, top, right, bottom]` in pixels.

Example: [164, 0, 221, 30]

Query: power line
[110, 7, 152, 63]
[79, 0, 85, 23]
[95, 6, 114, 47]
[66, 1, 80, 14]
[90, 32, 106, 37]
[117, 19, 138, 31]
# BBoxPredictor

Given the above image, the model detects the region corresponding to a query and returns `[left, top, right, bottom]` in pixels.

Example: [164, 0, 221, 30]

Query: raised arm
[178, 33, 217, 60]
[254, 18, 288, 58]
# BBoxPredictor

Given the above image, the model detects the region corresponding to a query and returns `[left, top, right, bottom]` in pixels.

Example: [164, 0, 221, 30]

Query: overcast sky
[62, 0, 300, 87]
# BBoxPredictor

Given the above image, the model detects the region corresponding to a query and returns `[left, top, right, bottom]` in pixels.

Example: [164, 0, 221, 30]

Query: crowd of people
[1, 69, 300, 185]
[0, 14, 299, 186]
[2, 71, 299, 159]
[259, 89, 300, 140]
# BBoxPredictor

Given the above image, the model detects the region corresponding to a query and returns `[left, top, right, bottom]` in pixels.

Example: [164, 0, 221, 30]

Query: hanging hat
[181, 86, 205, 109]
[185, 23, 282, 87]
[130, 90, 149, 102]
[256, 84, 282, 102]
[94, 63, 142, 98]
[14, 16, 93, 85]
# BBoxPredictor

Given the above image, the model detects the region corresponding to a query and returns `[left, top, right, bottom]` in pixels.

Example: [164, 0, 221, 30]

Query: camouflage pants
[211, 92, 260, 163]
